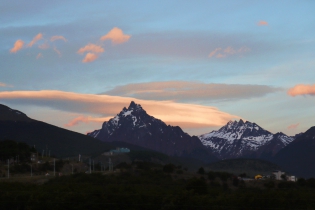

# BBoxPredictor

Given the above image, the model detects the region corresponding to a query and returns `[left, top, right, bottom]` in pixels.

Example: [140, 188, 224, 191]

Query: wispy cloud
[50, 35, 67, 42]
[53, 47, 61, 57]
[104, 81, 281, 102]
[208, 48, 221, 57]
[0, 90, 239, 129]
[10, 39, 24, 53]
[36, 53, 43, 59]
[257, 20, 268, 26]
[65, 115, 110, 127]
[287, 123, 299, 130]
[27, 33, 43, 47]
[209, 46, 250, 58]
[287, 84, 315, 96]
[100, 27, 131, 44]
[38, 42, 49, 49]
[0, 82, 13, 87]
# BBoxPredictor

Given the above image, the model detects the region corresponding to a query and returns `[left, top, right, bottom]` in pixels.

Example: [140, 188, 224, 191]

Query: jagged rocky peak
[199, 119, 295, 159]
[128, 101, 142, 109]
[222, 119, 265, 132]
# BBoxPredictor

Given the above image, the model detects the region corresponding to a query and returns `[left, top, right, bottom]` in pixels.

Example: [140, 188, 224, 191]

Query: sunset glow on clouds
[0, 82, 12, 87]
[27, 33, 43, 47]
[104, 81, 281, 102]
[100, 27, 131, 44]
[288, 123, 299, 130]
[77, 44, 104, 62]
[50, 35, 67, 42]
[287, 84, 315, 96]
[10, 40, 24, 53]
[65, 115, 110, 127]
[1, 1, 315, 136]
[257, 20, 268, 26]
[82, 53, 98, 63]
[208, 46, 250, 58]
[0, 90, 239, 129]
[36, 53, 43, 59]
[77, 44, 104, 54]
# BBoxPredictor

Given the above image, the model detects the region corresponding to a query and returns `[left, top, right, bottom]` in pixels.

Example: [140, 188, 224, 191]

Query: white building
[272, 170, 285, 180]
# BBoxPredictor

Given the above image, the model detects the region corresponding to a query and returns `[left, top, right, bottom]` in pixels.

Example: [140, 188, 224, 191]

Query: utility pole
[7, 159, 9, 179]
[31, 164, 32, 177]
[54, 158, 55, 176]
[93, 160, 94, 172]
[89, 158, 91, 174]
[49, 150, 50, 157]
[42, 150, 44, 158]
[71, 164, 73, 174]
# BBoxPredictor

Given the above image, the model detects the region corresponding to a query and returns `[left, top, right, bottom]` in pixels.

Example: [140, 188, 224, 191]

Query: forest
[1, 161, 315, 209]
[1, 140, 315, 209]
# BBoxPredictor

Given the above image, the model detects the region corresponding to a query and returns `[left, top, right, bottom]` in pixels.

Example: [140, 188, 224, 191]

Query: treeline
[0, 140, 36, 162]
[1, 162, 315, 209]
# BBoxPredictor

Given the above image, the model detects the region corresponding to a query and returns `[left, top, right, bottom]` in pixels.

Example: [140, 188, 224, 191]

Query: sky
[0, 0, 314, 136]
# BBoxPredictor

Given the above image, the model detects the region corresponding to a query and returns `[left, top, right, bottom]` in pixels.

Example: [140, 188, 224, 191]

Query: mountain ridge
[88, 101, 217, 162]
[199, 119, 294, 160]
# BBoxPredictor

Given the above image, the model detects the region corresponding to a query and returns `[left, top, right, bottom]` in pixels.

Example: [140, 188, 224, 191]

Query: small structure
[30, 153, 38, 162]
[110, 147, 130, 153]
[108, 158, 113, 172]
[255, 174, 263, 180]
[272, 170, 285, 180]
[287, 175, 297, 182]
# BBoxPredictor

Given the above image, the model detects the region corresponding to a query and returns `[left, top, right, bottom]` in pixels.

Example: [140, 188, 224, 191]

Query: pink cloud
[100, 27, 131, 44]
[53, 47, 61, 57]
[50, 35, 67, 42]
[0, 82, 11, 87]
[287, 123, 299, 130]
[82, 53, 98, 63]
[208, 48, 221, 57]
[10, 40, 24, 53]
[38, 42, 49, 49]
[0, 90, 239, 129]
[209, 46, 250, 58]
[65, 116, 110, 127]
[257, 20, 268, 26]
[224, 46, 236, 54]
[77, 44, 104, 54]
[36, 53, 43, 59]
[27, 33, 43, 47]
[287, 84, 315, 96]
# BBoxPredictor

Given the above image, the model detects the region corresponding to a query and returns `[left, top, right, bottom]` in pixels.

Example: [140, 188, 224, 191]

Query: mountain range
[199, 119, 294, 160]
[1, 102, 315, 178]
[88, 101, 217, 162]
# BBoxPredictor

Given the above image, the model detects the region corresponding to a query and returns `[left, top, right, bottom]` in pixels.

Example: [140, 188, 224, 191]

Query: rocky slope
[199, 120, 294, 159]
[88, 101, 217, 162]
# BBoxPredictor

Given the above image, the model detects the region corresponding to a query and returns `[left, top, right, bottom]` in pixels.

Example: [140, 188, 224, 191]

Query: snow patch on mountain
[199, 119, 294, 159]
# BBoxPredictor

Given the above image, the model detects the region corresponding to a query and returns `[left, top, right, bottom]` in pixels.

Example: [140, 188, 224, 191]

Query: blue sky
[1, 0, 314, 136]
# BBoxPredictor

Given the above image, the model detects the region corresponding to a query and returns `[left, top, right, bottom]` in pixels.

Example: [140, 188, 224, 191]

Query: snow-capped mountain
[88, 101, 217, 162]
[199, 119, 294, 159]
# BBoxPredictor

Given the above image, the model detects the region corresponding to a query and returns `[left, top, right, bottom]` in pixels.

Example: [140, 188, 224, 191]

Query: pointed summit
[128, 101, 137, 109]
[238, 119, 245, 125]
[128, 101, 143, 111]
[87, 101, 216, 161]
